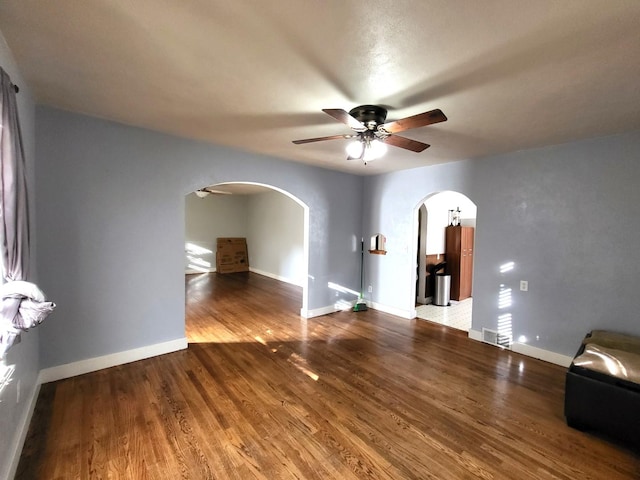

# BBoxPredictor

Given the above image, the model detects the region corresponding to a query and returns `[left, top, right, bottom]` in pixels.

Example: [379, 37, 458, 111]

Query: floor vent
[482, 328, 511, 349]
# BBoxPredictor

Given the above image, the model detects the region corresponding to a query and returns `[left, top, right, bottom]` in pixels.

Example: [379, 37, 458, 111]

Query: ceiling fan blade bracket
[374, 130, 390, 140]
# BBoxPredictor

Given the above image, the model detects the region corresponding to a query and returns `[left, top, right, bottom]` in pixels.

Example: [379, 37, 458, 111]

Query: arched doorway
[184, 181, 310, 340]
[412, 191, 477, 332]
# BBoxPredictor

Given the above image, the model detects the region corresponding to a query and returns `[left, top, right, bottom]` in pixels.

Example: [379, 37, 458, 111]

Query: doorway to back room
[414, 191, 477, 332]
[183, 182, 309, 343]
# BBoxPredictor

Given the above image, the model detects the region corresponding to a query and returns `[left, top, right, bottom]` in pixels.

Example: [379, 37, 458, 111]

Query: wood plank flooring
[17, 272, 640, 479]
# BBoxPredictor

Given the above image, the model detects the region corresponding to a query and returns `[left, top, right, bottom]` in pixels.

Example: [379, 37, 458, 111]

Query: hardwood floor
[17, 272, 640, 479]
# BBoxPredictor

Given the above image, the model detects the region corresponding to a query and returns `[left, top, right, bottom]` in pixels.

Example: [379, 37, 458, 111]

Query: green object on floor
[353, 239, 368, 312]
[353, 300, 368, 312]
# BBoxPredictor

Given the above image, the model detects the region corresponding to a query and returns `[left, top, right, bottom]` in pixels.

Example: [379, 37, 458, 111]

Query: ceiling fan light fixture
[366, 139, 387, 161]
[346, 138, 387, 161]
[346, 140, 364, 158]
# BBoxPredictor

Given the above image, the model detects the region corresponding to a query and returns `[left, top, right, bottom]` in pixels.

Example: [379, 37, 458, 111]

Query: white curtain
[0, 67, 55, 357]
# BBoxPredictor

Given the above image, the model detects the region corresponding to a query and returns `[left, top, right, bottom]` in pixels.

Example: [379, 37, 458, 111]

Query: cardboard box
[216, 238, 249, 273]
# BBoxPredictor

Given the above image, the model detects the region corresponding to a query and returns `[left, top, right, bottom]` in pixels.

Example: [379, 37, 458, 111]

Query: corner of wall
[2, 381, 41, 480]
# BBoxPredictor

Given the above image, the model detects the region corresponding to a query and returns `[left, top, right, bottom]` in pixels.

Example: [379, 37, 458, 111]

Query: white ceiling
[1, 1, 639, 175]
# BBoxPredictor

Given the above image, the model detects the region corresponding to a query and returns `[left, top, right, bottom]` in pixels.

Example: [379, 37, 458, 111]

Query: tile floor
[415, 298, 473, 332]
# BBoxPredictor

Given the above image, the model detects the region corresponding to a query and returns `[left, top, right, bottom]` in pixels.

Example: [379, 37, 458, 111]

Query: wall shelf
[369, 233, 386, 254]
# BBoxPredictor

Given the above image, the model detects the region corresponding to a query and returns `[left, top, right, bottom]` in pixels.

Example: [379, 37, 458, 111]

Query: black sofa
[565, 330, 640, 446]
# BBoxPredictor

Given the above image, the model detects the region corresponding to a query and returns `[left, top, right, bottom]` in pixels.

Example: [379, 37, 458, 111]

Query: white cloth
[1, 280, 45, 302]
[0, 280, 55, 357]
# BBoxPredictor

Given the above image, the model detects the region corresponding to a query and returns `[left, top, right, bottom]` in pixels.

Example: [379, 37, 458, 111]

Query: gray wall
[0, 35, 40, 480]
[363, 130, 640, 357]
[247, 191, 305, 286]
[35, 107, 363, 369]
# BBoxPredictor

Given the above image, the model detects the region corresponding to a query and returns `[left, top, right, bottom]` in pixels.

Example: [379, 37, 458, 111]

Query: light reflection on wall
[328, 281, 359, 311]
[0, 359, 15, 400]
[499, 261, 514, 273]
[185, 242, 213, 273]
[498, 285, 512, 309]
[498, 313, 513, 345]
[497, 262, 515, 347]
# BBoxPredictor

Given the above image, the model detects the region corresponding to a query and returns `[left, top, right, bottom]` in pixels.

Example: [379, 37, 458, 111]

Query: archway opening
[412, 191, 477, 332]
[184, 181, 309, 342]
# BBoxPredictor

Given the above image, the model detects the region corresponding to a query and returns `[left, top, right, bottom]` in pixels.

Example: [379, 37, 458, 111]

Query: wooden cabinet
[445, 226, 474, 301]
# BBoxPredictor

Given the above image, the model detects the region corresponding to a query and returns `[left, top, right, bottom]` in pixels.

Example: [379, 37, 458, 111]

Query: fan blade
[384, 135, 430, 152]
[322, 109, 365, 130]
[292, 134, 352, 144]
[380, 109, 447, 134]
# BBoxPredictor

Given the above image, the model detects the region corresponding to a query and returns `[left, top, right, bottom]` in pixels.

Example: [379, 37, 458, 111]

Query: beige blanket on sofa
[573, 342, 640, 383]
[584, 330, 640, 352]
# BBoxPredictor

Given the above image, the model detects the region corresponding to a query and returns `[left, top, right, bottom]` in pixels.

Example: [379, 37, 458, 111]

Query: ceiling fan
[292, 105, 447, 162]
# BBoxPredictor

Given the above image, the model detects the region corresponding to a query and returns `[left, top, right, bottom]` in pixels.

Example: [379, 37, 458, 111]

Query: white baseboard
[185, 267, 304, 287]
[4, 380, 41, 480]
[249, 268, 303, 287]
[468, 328, 483, 342]
[369, 301, 415, 320]
[467, 329, 572, 367]
[511, 342, 573, 368]
[301, 304, 343, 318]
[38, 337, 188, 384]
[185, 268, 216, 275]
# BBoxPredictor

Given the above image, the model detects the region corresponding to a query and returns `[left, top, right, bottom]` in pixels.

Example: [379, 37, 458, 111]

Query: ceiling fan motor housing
[349, 105, 388, 128]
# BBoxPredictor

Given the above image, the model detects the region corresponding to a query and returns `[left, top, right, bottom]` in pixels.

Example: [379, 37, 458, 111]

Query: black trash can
[434, 273, 451, 306]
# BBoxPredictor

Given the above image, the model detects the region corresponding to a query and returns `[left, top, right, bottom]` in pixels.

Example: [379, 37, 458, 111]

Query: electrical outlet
[520, 280, 528, 292]
[368, 285, 373, 293]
